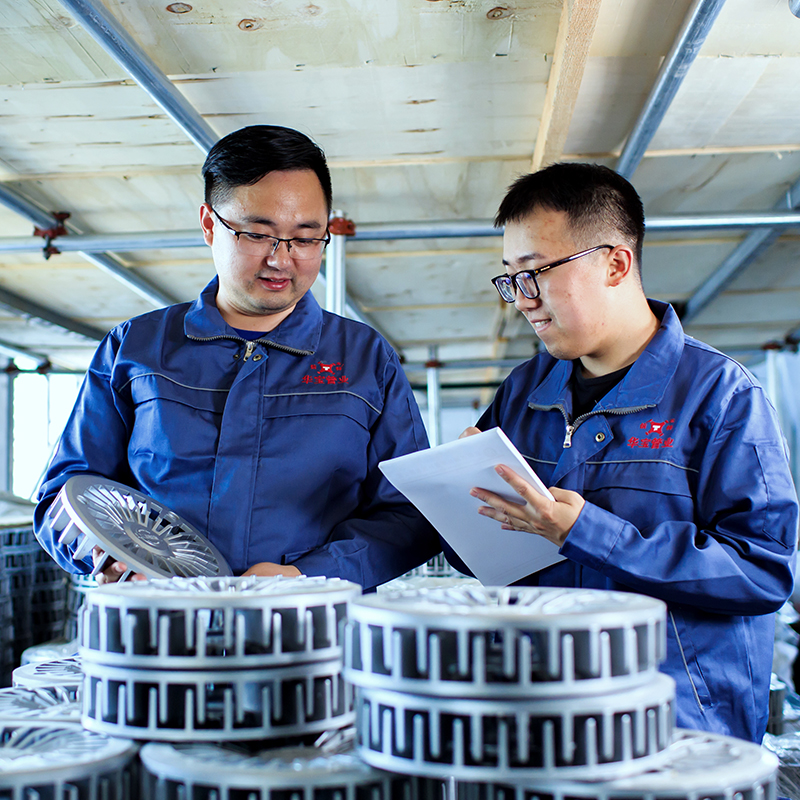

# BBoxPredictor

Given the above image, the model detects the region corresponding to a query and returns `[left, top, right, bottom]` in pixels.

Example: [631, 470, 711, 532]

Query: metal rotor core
[47, 475, 232, 580]
[0, 725, 138, 798]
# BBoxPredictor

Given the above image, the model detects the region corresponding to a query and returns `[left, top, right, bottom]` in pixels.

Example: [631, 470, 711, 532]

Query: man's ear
[606, 245, 635, 287]
[200, 203, 215, 246]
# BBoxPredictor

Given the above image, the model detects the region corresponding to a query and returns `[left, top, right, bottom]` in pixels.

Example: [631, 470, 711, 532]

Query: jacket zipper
[242, 341, 256, 362]
[531, 402, 655, 449]
[186, 333, 313, 357]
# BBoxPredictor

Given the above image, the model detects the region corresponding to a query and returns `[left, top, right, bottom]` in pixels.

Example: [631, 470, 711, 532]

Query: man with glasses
[455, 162, 798, 742]
[34, 125, 439, 589]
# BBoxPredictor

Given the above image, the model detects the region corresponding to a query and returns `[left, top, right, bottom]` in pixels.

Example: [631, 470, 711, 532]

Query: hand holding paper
[379, 427, 566, 585]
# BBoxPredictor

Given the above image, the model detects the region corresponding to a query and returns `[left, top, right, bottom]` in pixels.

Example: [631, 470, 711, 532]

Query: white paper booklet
[379, 427, 565, 586]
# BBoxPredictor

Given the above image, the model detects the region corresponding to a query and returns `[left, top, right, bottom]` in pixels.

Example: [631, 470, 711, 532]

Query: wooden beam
[532, 0, 602, 171]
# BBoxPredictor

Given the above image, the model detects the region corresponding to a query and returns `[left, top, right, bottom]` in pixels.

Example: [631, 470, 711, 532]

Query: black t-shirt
[570, 360, 632, 419]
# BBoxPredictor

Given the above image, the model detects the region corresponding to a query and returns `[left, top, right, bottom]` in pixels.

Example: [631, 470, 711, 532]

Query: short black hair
[202, 125, 332, 213]
[495, 163, 645, 271]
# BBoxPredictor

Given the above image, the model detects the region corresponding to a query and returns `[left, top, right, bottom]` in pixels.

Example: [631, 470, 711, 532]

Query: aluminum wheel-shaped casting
[12, 656, 83, 700]
[453, 729, 778, 800]
[79, 575, 361, 668]
[0, 687, 81, 728]
[46, 475, 231, 580]
[140, 742, 416, 800]
[82, 659, 353, 742]
[0, 725, 138, 800]
[21, 638, 79, 666]
[345, 586, 666, 698]
[354, 673, 675, 781]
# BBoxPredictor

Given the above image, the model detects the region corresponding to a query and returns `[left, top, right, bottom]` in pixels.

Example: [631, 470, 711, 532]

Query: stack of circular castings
[0, 724, 138, 800]
[78, 575, 361, 742]
[0, 686, 81, 729]
[12, 656, 83, 700]
[44, 475, 232, 581]
[344, 586, 674, 782]
[454, 729, 779, 800]
[139, 741, 432, 800]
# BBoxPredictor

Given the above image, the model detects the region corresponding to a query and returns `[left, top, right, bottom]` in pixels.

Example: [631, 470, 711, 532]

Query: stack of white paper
[379, 427, 565, 586]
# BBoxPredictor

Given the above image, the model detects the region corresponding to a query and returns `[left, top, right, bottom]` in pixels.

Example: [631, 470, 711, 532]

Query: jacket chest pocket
[583, 458, 697, 528]
[127, 373, 228, 458]
[259, 391, 379, 488]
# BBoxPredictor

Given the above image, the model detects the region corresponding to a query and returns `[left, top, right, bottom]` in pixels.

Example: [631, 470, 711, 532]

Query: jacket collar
[528, 300, 684, 411]
[184, 276, 324, 355]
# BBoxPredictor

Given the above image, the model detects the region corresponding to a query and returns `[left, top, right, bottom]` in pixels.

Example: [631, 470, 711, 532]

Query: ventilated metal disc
[355, 673, 674, 781]
[345, 586, 666, 697]
[47, 475, 231, 579]
[468, 729, 778, 799]
[140, 742, 401, 794]
[0, 687, 81, 727]
[80, 575, 361, 668]
[12, 656, 83, 699]
[0, 725, 136, 780]
[82, 659, 353, 742]
[21, 638, 78, 666]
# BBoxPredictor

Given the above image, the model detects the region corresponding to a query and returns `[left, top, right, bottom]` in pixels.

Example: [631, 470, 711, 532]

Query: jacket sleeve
[286, 352, 441, 590]
[561, 385, 798, 615]
[33, 330, 134, 574]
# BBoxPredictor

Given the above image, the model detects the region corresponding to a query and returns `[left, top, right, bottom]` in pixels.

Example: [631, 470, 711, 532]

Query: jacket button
[253, 354, 263, 362]
[595, 432, 606, 442]
[233, 353, 240, 360]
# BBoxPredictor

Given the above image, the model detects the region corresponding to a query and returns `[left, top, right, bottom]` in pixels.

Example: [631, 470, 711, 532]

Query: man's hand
[459, 426, 482, 439]
[470, 465, 585, 548]
[241, 562, 303, 578]
[91, 546, 146, 584]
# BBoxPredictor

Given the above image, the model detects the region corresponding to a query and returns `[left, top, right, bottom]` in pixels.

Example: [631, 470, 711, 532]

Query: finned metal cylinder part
[0, 725, 138, 799]
[81, 659, 352, 742]
[355, 674, 675, 780]
[12, 656, 83, 700]
[140, 742, 423, 800]
[345, 586, 666, 697]
[79, 575, 361, 668]
[46, 475, 232, 580]
[0, 686, 81, 728]
[453, 728, 778, 799]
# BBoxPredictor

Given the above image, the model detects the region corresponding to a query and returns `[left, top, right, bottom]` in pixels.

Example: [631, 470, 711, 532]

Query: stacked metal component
[0, 524, 68, 677]
[78, 575, 361, 741]
[0, 686, 81, 729]
[139, 741, 427, 800]
[12, 655, 83, 700]
[0, 724, 139, 799]
[454, 729, 779, 800]
[345, 586, 674, 782]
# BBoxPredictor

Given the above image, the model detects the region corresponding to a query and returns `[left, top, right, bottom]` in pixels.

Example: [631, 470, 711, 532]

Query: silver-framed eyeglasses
[210, 207, 330, 261]
[491, 244, 614, 302]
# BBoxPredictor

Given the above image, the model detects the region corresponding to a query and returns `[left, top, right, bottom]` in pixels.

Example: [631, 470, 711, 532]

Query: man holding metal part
[34, 124, 439, 590]
[451, 162, 798, 743]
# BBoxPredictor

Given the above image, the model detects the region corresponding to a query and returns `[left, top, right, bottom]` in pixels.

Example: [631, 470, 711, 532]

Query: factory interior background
[1, 0, 800, 503]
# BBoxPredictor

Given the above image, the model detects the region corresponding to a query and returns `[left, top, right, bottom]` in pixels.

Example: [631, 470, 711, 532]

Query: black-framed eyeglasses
[491, 244, 614, 303]
[210, 207, 330, 261]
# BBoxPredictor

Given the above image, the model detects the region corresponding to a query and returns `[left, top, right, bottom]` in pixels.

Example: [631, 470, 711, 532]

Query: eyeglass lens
[234, 234, 326, 260]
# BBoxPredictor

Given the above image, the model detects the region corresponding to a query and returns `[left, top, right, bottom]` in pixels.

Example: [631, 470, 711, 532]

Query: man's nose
[266, 239, 293, 266]
[515, 292, 541, 313]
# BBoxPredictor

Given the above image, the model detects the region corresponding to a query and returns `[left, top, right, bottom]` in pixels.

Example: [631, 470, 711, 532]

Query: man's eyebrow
[239, 215, 325, 231]
[501, 252, 546, 268]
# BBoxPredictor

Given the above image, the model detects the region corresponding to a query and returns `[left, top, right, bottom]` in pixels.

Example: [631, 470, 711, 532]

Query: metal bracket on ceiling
[33, 212, 70, 260]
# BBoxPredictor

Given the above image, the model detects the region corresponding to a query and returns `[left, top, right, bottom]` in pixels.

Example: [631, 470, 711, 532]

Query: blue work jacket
[459, 301, 797, 742]
[34, 278, 439, 589]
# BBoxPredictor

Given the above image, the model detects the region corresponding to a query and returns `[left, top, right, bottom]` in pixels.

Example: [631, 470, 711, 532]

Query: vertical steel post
[325, 212, 352, 317]
[426, 346, 443, 447]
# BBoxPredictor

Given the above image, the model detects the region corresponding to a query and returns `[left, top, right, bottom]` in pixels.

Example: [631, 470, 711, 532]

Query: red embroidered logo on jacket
[301, 362, 348, 385]
[628, 418, 675, 450]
